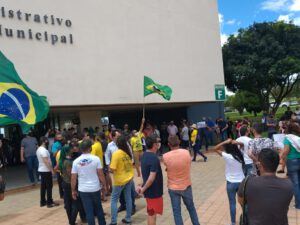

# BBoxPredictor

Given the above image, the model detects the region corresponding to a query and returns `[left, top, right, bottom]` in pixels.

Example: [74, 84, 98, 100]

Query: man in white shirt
[36, 136, 58, 208]
[71, 139, 107, 225]
[105, 130, 121, 166]
[236, 126, 253, 175]
[167, 121, 178, 137]
[180, 122, 190, 149]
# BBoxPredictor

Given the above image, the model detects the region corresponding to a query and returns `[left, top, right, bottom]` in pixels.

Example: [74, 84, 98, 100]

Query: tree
[223, 21, 300, 113]
[231, 92, 245, 115]
[224, 95, 235, 107]
[230, 91, 262, 116]
[243, 91, 262, 116]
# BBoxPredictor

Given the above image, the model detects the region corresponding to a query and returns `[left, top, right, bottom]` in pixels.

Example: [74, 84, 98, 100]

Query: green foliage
[223, 21, 300, 113]
[231, 92, 245, 114]
[230, 91, 262, 115]
[224, 95, 235, 107]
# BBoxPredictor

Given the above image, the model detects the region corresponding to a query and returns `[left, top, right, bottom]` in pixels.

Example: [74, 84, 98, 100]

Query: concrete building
[0, 0, 224, 131]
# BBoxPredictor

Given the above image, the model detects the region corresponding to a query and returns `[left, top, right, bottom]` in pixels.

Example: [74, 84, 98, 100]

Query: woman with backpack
[214, 138, 245, 225]
[281, 122, 300, 209]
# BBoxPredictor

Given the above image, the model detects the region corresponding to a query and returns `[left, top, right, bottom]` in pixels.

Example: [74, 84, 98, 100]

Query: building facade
[0, 0, 224, 130]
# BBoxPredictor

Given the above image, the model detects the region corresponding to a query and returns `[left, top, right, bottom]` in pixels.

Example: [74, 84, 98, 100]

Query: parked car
[270, 100, 299, 108]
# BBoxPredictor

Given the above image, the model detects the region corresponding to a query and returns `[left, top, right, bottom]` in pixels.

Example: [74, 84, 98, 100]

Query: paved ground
[0, 151, 298, 225]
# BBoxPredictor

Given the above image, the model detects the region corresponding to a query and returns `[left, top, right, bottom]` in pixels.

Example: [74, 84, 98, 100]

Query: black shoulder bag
[240, 175, 250, 225]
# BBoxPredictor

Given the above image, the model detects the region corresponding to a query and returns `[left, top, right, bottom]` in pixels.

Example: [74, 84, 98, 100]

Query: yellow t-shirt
[110, 149, 134, 186]
[191, 129, 198, 144]
[130, 132, 143, 152]
[91, 141, 104, 166]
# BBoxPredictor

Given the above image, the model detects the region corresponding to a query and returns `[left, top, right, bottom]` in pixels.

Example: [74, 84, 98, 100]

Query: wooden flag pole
[143, 96, 145, 119]
[143, 76, 145, 119]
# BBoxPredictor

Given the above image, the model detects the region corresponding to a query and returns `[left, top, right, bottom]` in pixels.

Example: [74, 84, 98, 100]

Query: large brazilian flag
[0, 51, 49, 132]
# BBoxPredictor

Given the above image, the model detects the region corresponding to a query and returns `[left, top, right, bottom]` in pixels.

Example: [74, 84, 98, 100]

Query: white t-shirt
[36, 146, 52, 172]
[71, 153, 102, 192]
[181, 126, 189, 141]
[236, 136, 253, 165]
[167, 125, 178, 135]
[222, 152, 245, 183]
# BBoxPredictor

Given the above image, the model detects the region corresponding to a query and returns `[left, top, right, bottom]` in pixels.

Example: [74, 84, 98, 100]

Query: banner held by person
[0, 51, 49, 132]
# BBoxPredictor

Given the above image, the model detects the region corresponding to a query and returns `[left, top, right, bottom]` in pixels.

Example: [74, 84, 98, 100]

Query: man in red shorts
[137, 134, 163, 225]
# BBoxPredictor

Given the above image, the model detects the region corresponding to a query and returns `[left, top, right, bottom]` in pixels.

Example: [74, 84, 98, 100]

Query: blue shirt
[207, 120, 215, 128]
[141, 151, 163, 198]
[52, 141, 62, 154]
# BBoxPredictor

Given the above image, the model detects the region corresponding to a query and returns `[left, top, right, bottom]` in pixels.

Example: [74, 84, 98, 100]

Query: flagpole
[143, 97, 145, 119]
[143, 76, 145, 119]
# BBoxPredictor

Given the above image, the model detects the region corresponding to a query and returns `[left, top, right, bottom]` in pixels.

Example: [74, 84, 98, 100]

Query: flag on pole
[144, 76, 172, 101]
[0, 51, 49, 132]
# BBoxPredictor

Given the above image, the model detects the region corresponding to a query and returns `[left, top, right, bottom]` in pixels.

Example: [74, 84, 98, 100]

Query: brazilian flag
[0, 51, 49, 132]
[144, 76, 172, 101]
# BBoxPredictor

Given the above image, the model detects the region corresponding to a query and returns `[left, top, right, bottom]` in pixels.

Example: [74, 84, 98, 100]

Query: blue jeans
[120, 180, 136, 209]
[168, 186, 200, 225]
[226, 181, 240, 224]
[220, 131, 227, 142]
[79, 190, 106, 225]
[199, 133, 209, 150]
[111, 180, 132, 224]
[287, 158, 300, 209]
[244, 164, 253, 176]
[25, 155, 39, 183]
[193, 141, 207, 161]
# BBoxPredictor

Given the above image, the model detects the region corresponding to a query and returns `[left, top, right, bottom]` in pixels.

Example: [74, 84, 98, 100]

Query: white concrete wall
[79, 111, 102, 130]
[0, 0, 224, 106]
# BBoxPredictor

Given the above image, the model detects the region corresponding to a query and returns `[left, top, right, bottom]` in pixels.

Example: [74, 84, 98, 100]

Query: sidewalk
[185, 182, 299, 225]
[0, 152, 298, 225]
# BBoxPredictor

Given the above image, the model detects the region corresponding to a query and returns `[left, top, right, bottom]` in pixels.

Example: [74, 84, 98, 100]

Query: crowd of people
[4, 108, 300, 225]
[15, 118, 207, 225]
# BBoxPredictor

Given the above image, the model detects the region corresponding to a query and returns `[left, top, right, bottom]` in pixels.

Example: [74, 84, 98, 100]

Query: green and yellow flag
[0, 51, 49, 132]
[144, 76, 172, 101]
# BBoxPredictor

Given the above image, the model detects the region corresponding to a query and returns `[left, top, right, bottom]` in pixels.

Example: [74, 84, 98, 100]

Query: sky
[218, 0, 300, 45]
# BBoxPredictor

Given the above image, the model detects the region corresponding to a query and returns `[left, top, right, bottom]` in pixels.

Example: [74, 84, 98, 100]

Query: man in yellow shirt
[191, 124, 207, 162]
[90, 134, 106, 200]
[90, 134, 104, 166]
[130, 118, 145, 177]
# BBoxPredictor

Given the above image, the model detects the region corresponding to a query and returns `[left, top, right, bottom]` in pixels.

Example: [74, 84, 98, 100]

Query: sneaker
[131, 207, 136, 215]
[204, 157, 208, 162]
[40, 202, 46, 207]
[121, 218, 131, 224]
[47, 202, 59, 208]
[118, 206, 126, 213]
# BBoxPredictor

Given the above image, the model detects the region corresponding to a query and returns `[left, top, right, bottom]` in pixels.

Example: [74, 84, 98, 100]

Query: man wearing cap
[71, 139, 107, 225]
[191, 124, 207, 162]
